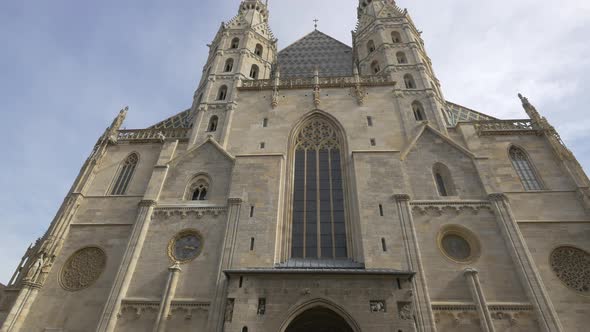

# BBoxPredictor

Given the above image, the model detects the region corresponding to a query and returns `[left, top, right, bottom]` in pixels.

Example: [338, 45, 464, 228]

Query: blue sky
[0, 0, 589, 283]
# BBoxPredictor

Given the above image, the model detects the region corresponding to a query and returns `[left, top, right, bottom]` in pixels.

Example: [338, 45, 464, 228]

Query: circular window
[168, 230, 203, 263]
[60, 247, 107, 291]
[437, 226, 480, 263]
[550, 246, 590, 295]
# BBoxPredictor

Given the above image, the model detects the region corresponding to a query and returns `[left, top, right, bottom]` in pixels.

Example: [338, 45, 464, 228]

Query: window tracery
[291, 117, 347, 259]
[186, 176, 210, 201]
[550, 246, 589, 294]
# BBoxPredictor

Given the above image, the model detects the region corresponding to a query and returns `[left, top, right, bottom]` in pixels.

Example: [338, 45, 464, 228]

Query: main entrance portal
[285, 307, 355, 332]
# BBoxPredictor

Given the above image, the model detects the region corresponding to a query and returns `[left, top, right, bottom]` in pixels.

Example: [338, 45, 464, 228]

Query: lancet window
[255, 44, 264, 56]
[250, 64, 259, 79]
[509, 146, 543, 191]
[187, 177, 210, 201]
[396, 51, 408, 64]
[291, 117, 347, 259]
[392, 31, 402, 43]
[231, 38, 240, 49]
[110, 153, 139, 195]
[433, 163, 456, 197]
[404, 74, 416, 89]
[224, 58, 234, 72]
[217, 85, 228, 100]
[371, 60, 381, 74]
[208, 116, 218, 132]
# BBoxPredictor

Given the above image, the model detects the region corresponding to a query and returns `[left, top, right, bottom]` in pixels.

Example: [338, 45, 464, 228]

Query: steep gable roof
[401, 123, 476, 160]
[278, 30, 353, 78]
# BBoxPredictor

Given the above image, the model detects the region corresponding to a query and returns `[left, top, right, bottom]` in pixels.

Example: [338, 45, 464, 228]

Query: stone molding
[119, 298, 210, 319]
[153, 206, 226, 219]
[433, 302, 534, 326]
[411, 200, 493, 215]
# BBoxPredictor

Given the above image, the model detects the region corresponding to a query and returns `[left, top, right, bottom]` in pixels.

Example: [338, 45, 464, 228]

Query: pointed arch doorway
[285, 307, 355, 332]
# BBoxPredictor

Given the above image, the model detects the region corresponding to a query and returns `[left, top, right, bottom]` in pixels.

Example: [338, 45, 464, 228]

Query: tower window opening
[396, 52, 408, 64]
[224, 58, 234, 72]
[367, 116, 373, 127]
[208, 115, 219, 132]
[404, 74, 416, 89]
[263, 118, 268, 127]
[371, 60, 381, 74]
[370, 138, 376, 146]
[255, 44, 264, 56]
[367, 40, 376, 53]
[250, 64, 259, 79]
[392, 31, 402, 43]
[217, 85, 228, 100]
[412, 101, 426, 121]
[433, 163, 456, 197]
[231, 37, 240, 49]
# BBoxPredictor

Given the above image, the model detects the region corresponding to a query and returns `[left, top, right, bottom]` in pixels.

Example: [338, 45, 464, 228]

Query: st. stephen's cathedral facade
[1, 0, 589, 331]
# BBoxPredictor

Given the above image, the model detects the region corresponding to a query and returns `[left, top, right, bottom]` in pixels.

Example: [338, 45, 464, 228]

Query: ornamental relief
[550, 246, 590, 295]
[60, 247, 106, 291]
[295, 118, 340, 151]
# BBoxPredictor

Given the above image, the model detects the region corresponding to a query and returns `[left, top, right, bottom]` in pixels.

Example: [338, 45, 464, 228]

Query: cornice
[411, 200, 493, 215]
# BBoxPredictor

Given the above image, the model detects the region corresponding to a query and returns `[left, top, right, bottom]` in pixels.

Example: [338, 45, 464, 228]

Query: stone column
[394, 194, 437, 332]
[488, 193, 563, 332]
[95, 200, 157, 332]
[206, 198, 243, 332]
[463, 268, 495, 332]
[154, 263, 182, 332]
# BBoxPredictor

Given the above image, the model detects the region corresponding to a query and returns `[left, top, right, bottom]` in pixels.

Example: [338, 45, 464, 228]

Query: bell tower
[189, 0, 277, 146]
[353, 0, 449, 135]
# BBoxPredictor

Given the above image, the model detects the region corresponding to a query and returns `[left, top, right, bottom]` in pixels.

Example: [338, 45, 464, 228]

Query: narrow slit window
[381, 238, 387, 252]
[260, 142, 265, 149]
[110, 153, 139, 195]
[250, 206, 255, 217]
[367, 116, 373, 127]
[370, 138, 376, 146]
[263, 118, 268, 127]
[250, 238, 255, 251]
[379, 204, 384, 216]
[239, 276, 243, 288]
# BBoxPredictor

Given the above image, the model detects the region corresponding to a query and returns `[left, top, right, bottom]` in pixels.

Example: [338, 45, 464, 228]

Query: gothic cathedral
[1, 1, 589, 331]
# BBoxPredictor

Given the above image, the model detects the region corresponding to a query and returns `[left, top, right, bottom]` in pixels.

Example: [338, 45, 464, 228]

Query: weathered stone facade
[1, 0, 589, 331]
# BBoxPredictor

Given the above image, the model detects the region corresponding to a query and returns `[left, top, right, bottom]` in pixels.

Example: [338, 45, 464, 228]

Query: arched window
[370, 60, 381, 74]
[188, 177, 210, 201]
[255, 44, 263, 56]
[509, 146, 543, 191]
[404, 74, 416, 89]
[433, 163, 456, 197]
[250, 64, 259, 79]
[224, 58, 234, 72]
[110, 153, 139, 195]
[208, 116, 218, 132]
[217, 85, 228, 100]
[367, 40, 376, 53]
[241, 327, 248, 332]
[231, 37, 240, 49]
[412, 101, 426, 121]
[396, 51, 408, 64]
[291, 117, 347, 259]
[392, 31, 402, 43]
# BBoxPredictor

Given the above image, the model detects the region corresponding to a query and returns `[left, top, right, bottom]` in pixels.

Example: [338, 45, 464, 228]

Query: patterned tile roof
[148, 108, 194, 129]
[278, 30, 353, 78]
[445, 101, 497, 126]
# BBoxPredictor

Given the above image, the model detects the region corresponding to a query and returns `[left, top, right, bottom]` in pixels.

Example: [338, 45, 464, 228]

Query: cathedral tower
[189, 0, 277, 146]
[354, 0, 449, 135]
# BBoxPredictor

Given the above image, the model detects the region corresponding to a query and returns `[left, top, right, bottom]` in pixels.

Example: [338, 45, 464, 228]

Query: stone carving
[411, 200, 492, 215]
[153, 207, 226, 219]
[369, 300, 386, 312]
[60, 247, 106, 291]
[295, 117, 339, 151]
[398, 302, 413, 320]
[24, 253, 46, 283]
[550, 246, 590, 294]
[119, 299, 209, 319]
[350, 86, 366, 106]
[225, 298, 235, 322]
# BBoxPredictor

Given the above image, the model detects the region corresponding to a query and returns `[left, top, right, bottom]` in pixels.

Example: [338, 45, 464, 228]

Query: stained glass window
[510, 147, 543, 191]
[292, 118, 347, 259]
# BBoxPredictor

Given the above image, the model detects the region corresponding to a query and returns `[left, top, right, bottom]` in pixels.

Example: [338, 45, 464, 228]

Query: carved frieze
[119, 299, 209, 319]
[411, 200, 493, 215]
[433, 302, 534, 326]
[153, 206, 226, 219]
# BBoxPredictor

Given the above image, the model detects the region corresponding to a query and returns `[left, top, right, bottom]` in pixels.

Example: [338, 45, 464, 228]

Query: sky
[0, 0, 589, 283]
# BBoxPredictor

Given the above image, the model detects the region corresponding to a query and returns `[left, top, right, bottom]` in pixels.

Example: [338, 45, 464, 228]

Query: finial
[313, 18, 319, 30]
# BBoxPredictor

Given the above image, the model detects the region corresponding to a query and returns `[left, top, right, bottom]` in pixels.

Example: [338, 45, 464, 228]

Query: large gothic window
[291, 118, 347, 259]
[509, 146, 543, 191]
